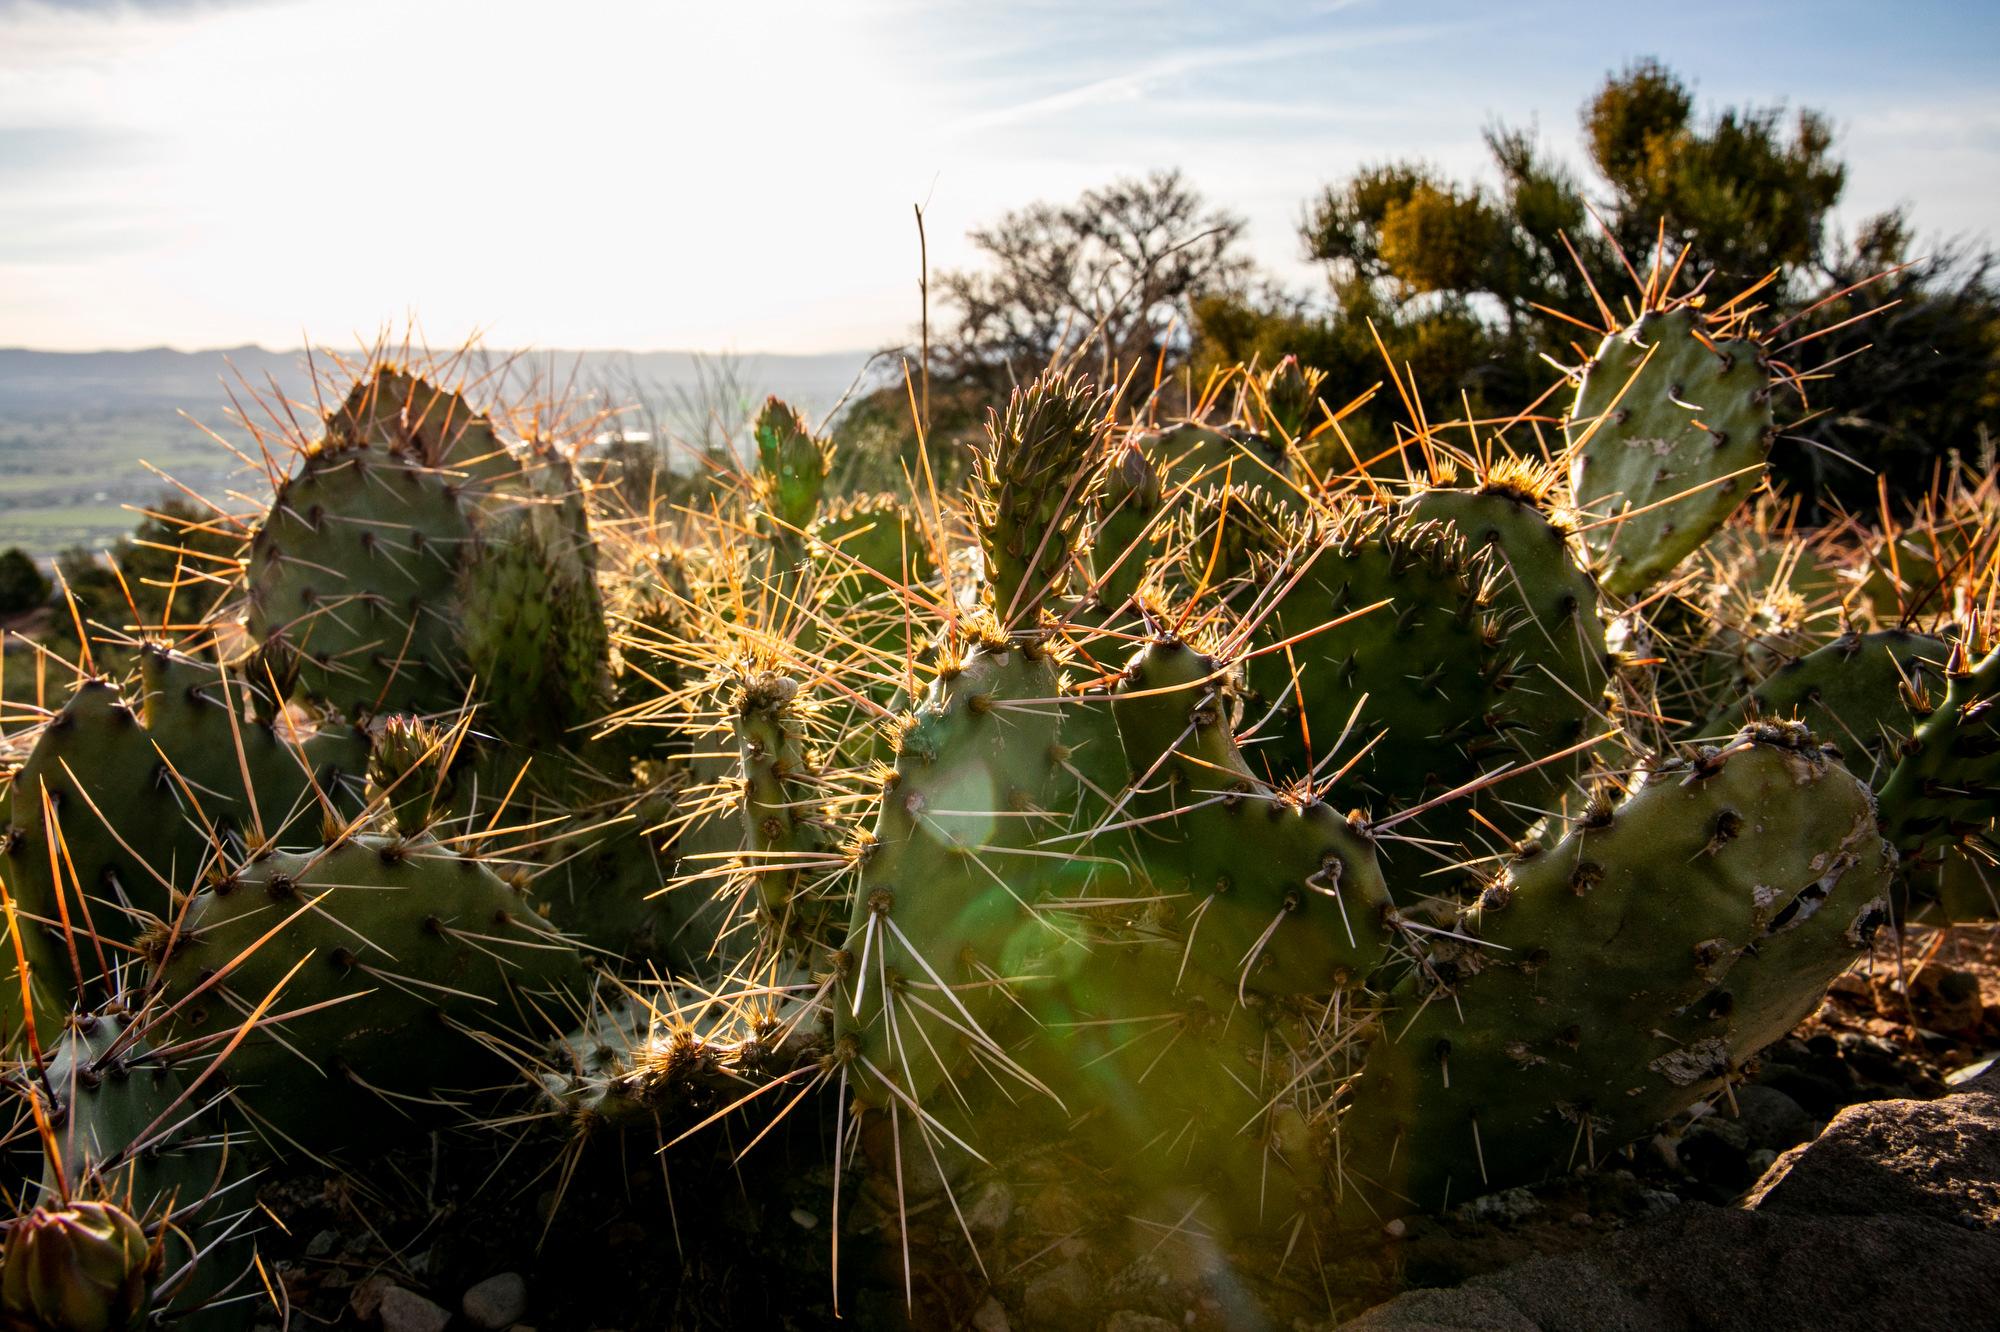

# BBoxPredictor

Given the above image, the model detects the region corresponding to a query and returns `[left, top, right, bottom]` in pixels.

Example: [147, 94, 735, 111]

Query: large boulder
[1341, 1069, 2000, 1330]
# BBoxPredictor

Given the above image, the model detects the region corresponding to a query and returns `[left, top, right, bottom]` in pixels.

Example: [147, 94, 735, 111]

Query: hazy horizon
[4, 0, 1996, 354]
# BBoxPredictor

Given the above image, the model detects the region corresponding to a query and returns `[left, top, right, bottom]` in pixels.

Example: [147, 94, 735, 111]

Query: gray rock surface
[1341, 1068, 2000, 1330]
[1746, 1075, 2000, 1228]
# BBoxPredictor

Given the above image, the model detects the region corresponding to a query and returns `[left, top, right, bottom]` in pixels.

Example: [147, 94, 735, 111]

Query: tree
[0, 548, 48, 616]
[1583, 58, 1844, 296]
[937, 169, 1250, 394]
[1198, 59, 2000, 508]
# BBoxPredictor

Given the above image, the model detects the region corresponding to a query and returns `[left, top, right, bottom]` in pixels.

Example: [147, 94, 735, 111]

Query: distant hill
[0, 345, 884, 558]
[0, 345, 881, 418]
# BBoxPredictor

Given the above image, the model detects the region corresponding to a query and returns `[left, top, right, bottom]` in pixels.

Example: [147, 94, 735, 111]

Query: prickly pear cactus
[1108, 635, 1396, 995]
[833, 632, 1075, 1110]
[1878, 643, 2000, 855]
[5, 647, 366, 952]
[1404, 473, 1612, 822]
[973, 371, 1110, 628]
[1341, 722, 1893, 1214]
[1568, 304, 1775, 597]
[246, 369, 608, 738]
[752, 397, 833, 556]
[1711, 628, 1950, 780]
[145, 832, 586, 1139]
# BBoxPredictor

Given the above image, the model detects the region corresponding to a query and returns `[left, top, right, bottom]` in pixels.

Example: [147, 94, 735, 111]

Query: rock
[1343, 1070, 2000, 1330]
[1340, 1205, 2000, 1330]
[965, 1181, 1014, 1235]
[1103, 1313, 1178, 1332]
[1021, 1259, 1094, 1330]
[1732, 1084, 1815, 1150]
[377, 1285, 451, 1332]
[1454, 1187, 1541, 1226]
[970, 1298, 1011, 1332]
[1909, 961, 1985, 1035]
[462, 1272, 528, 1329]
[1633, 1188, 1679, 1218]
[1746, 1077, 2000, 1228]
[1339, 1286, 1540, 1331]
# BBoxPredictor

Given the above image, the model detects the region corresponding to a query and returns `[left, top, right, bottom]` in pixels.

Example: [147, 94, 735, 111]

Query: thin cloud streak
[943, 21, 1470, 136]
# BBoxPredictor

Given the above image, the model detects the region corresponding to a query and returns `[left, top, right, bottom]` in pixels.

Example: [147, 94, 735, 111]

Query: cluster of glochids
[0, 268, 1994, 1329]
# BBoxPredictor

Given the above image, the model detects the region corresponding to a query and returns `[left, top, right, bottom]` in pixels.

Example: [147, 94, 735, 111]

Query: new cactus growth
[973, 370, 1111, 629]
[0, 1200, 158, 1332]
[752, 397, 834, 563]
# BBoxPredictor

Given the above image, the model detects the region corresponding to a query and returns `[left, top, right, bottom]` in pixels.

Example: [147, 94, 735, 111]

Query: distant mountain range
[0, 345, 885, 421]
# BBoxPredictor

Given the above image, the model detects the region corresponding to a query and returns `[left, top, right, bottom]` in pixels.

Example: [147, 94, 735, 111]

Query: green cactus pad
[834, 638, 1080, 1110]
[811, 492, 935, 613]
[247, 369, 608, 736]
[1878, 643, 2000, 856]
[1082, 441, 1163, 611]
[1343, 723, 1892, 1215]
[1142, 421, 1293, 488]
[1244, 510, 1521, 848]
[1568, 306, 1774, 598]
[1108, 637, 1396, 995]
[5, 648, 366, 952]
[1709, 629, 1951, 781]
[455, 449, 611, 746]
[733, 672, 837, 940]
[149, 833, 586, 1141]
[1403, 485, 1612, 821]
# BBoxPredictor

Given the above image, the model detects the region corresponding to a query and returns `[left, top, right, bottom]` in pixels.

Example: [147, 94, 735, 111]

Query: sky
[2, 0, 1996, 354]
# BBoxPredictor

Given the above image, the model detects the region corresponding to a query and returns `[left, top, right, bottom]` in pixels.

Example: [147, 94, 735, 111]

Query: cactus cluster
[0, 266, 1993, 1327]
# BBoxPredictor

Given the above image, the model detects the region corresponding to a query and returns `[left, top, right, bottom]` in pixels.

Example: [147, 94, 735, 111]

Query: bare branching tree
[937, 169, 1249, 393]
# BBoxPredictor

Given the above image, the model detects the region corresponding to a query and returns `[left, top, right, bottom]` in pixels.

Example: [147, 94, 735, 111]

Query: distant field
[0, 344, 880, 560]
[0, 408, 251, 557]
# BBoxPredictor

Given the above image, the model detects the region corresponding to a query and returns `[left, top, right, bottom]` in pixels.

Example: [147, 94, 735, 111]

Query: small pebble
[378, 1285, 451, 1332]
[462, 1272, 528, 1330]
[1383, 1218, 1407, 1238]
[790, 1207, 819, 1230]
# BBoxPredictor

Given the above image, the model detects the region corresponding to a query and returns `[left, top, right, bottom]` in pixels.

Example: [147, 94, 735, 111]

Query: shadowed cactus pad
[1341, 722, 1893, 1215]
[147, 832, 586, 1139]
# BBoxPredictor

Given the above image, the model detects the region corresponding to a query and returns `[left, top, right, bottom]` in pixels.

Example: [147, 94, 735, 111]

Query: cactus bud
[1, 1202, 158, 1332]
